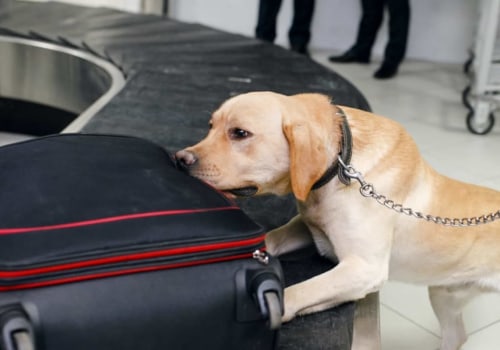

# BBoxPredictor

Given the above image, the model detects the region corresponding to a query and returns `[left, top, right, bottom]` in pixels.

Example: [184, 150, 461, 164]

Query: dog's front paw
[282, 306, 297, 323]
[282, 287, 300, 323]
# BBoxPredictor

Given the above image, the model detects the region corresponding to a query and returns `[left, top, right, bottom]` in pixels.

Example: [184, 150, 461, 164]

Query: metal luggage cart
[462, 0, 499, 135]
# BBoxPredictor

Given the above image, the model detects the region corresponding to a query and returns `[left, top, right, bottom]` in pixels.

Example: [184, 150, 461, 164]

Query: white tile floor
[313, 51, 500, 350]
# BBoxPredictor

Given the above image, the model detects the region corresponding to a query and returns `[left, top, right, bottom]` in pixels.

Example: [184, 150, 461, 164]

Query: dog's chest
[298, 202, 337, 259]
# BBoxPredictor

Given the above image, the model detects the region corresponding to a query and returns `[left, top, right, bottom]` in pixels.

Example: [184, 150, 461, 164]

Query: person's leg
[329, 0, 384, 63]
[353, 0, 385, 59]
[288, 0, 315, 54]
[255, 0, 283, 43]
[374, 0, 410, 78]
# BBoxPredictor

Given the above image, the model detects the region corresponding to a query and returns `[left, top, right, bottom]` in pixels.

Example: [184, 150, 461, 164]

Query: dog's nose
[175, 149, 197, 171]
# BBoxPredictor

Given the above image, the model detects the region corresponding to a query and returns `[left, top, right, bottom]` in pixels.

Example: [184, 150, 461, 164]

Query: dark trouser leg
[255, 0, 283, 43]
[384, 0, 410, 66]
[351, 0, 385, 59]
[288, 0, 315, 52]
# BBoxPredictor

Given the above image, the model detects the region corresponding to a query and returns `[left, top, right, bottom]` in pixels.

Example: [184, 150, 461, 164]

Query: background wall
[169, 0, 479, 64]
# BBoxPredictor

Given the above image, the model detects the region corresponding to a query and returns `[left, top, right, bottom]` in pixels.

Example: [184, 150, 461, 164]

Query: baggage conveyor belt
[0, 1, 372, 349]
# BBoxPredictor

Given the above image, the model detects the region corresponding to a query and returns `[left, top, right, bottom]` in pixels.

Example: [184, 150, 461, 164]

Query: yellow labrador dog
[176, 91, 500, 350]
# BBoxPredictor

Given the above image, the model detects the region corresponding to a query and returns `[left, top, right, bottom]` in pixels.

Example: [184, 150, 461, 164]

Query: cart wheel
[466, 111, 495, 135]
[462, 85, 472, 109]
[13, 331, 35, 350]
[264, 291, 282, 330]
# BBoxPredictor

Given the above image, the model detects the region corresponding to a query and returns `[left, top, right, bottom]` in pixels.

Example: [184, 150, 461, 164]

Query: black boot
[374, 62, 399, 79]
[291, 44, 309, 56]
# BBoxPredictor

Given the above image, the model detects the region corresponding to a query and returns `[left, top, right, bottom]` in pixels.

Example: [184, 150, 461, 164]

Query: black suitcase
[0, 134, 283, 350]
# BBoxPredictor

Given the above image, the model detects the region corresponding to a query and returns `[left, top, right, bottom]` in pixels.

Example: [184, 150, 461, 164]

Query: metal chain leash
[337, 158, 500, 227]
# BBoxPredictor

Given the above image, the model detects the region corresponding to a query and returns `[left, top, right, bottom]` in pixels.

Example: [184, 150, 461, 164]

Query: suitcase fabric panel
[0, 134, 266, 291]
[0, 134, 233, 226]
[2, 258, 280, 350]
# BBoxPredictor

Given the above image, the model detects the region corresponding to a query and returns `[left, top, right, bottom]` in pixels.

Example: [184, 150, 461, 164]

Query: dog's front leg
[282, 254, 388, 322]
[265, 215, 313, 256]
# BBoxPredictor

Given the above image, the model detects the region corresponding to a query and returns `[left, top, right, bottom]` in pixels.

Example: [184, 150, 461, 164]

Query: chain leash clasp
[337, 157, 374, 197]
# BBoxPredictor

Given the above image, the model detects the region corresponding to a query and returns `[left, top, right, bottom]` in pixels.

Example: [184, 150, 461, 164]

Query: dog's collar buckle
[311, 107, 353, 190]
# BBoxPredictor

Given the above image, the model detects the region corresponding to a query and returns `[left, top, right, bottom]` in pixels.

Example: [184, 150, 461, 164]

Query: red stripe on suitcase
[0, 252, 256, 292]
[0, 206, 240, 235]
[0, 234, 266, 278]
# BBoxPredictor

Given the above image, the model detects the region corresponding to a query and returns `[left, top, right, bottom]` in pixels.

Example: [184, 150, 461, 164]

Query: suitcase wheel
[0, 304, 36, 350]
[12, 331, 35, 350]
[264, 291, 282, 330]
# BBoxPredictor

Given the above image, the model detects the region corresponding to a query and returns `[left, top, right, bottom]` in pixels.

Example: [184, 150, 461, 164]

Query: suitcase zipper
[0, 234, 266, 291]
[252, 249, 269, 265]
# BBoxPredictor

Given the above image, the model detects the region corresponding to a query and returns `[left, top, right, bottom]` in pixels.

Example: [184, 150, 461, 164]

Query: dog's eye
[229, 128, 252, 140]
[208, 121, 213, 129]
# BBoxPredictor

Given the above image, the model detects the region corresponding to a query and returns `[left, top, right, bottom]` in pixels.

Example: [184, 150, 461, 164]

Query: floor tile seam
[381, 303, 441, 338]
[404, 120, 479, 138]
[400, 120, 473, 140]
[423, 148, 500, 162]
[467, 319, 500, 336]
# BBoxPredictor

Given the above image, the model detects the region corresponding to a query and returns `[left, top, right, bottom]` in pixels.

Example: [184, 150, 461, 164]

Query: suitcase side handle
[0, 304, 35, 350]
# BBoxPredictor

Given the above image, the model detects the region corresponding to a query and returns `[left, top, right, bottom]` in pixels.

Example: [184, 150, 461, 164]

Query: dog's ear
[282, 114, 331, 202]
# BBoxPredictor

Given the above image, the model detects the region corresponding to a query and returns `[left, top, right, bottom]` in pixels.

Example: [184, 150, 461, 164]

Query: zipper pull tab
[252, 249, 269, 265]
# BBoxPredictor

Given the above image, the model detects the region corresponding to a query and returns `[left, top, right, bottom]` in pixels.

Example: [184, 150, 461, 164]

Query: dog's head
[175, 91, 343, 201]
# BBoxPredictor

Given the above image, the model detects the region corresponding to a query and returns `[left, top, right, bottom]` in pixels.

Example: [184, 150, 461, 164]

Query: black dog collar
[311, 107, 353, 190]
